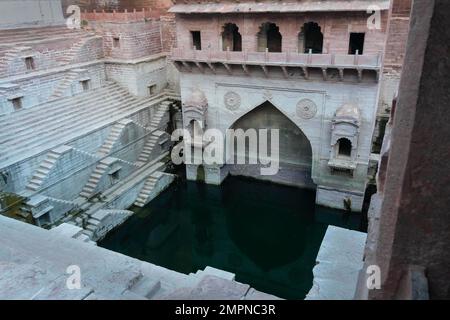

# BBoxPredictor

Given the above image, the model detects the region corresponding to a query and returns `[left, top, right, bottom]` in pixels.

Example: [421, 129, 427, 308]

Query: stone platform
[306, 226, 367, 300]
[0, 215, 280, 300]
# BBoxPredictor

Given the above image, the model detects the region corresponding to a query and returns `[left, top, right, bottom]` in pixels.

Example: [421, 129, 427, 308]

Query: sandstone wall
[175, 11, 388, 55]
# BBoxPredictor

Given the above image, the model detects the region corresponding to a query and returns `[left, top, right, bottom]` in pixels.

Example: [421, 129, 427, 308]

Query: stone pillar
[356, 0, 450, 299]
[204, 165, 228, 185]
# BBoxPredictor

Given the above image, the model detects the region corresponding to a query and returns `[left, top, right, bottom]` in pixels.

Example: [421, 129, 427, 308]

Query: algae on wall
[0, 192, 31, 224]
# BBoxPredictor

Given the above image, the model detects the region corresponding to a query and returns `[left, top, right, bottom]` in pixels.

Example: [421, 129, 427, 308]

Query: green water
[100, 175, 364, 300]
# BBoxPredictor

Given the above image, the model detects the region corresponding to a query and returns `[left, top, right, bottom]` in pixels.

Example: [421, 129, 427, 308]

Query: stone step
[85, 224, 97, 232]
[0, 91, 131, 139]
[87, 219, 101, 226]
[76, 234, 91, 243]
[128, 277, 161, 299]
[0, 82, 123, 125]
[0, 94, 140, 154]
[0, 90, 171, 165]
[0, 85, 128, 135]
[32, 172, 47, 180]
[6, 95, 134, 139]
[83, 229, 94, 238]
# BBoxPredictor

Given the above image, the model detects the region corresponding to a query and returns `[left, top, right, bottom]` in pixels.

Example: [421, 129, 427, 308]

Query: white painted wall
[179, 72, 379, 211]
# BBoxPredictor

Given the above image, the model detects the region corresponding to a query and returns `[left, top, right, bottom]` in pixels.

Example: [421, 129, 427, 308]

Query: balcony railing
[171, 48, 382, 70]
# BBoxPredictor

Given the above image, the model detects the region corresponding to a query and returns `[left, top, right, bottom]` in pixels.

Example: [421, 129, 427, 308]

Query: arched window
[300, 22, 323, 54]
[337, 138, 352, 157]
[188, 119, 203, 141]
[257, 22, 282, 52]
[222, 23, 242, 52]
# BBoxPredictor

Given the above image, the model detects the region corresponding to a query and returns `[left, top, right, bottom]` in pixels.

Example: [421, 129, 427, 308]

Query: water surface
[100, 175, 363, 299]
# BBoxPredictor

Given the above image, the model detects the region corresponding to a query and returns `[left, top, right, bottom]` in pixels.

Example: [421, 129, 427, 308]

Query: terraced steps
[57, 37, 97, 65]
[25, 146, 71, 191]
[136, 135, 160, 166]
[0, 83, 129, 134]
[48, 70, 80, 101]
[0, 84, 145, 164]
[0, 26, 90, 45]
[0, 89, 137, 153]
[0, 83, 178, 167]
[134, 172, 163, 207]
[80, 159, 112, 199]
[97, 119, 133, 156]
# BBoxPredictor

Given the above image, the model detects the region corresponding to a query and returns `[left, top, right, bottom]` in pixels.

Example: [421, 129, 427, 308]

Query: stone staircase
[48, 70, 79, 101]
[134, 102, 171, 166]
[97, 119, 133, 156]
[134, 172, 163, 207]
[150, 101, 171, 130]
[57, 36, 97, 65]
[50, 223, 96, 245]
[136, 132, 161, 166]
[0, 82, 169, 167]
[26, 147, 69, 192]
[0, 26, 89, 45]
[82, 209, 133, 240]
[124, 275, 162, 300]
[80, 158, 113, 199]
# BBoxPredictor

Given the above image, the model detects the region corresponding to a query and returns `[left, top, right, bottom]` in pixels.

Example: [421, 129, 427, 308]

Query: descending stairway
[83, 209, 133, 240]
[150, 101, 171, 130]
[26, 149, 63, 191]
[0, 26, 90, 45]
[0, 82, 168, 167]
[134, 102, 171, 166]
[57, 36, 98, 65]
[136, 133, 160, 166]
[79, 159, 111, 199]
[97, 119, 132, 156]
[134, 172, 163, 207]
[48, 70, 79, 101]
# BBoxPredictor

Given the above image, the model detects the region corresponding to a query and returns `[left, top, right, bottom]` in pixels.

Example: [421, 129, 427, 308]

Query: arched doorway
[257, 22, 282, 52]
[228, 101, 314, 188]
[222, 23, 242, 51]
[300, 22, 323, 53]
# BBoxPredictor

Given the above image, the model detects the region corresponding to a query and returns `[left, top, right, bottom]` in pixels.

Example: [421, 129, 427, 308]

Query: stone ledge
[306, 226, 367, 300]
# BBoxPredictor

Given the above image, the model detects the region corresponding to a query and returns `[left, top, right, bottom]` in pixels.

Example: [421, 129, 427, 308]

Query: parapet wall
[81, 9, 176, 58]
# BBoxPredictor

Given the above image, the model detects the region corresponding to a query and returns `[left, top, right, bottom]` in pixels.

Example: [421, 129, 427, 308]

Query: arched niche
[257, 22, 282, 52]
[228, 101, 313, 173]
[221, 23, 242, 52]
[299, 22, 324, 53]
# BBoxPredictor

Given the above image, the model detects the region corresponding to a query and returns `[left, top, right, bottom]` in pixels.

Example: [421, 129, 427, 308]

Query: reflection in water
[100, 175, 364, 299]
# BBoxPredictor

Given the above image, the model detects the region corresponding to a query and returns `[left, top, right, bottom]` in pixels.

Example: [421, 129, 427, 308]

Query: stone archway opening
[222, 23, 242, 52]
[227, 101, 315, 188]
[337, 138, 352, 158]
[257, 22, 282, 52]
[300, 22, 323, 53]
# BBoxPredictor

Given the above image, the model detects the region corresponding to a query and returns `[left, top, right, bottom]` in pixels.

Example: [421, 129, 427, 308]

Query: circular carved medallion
[224, 91, 241, 111]
[296, 99, 318, 119]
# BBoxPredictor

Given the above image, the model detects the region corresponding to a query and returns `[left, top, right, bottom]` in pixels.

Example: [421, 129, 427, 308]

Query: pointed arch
[221, 23, 242, 52]
[229, 101, 313, 170]
[300, 22, 323, 53]
[257, 22, 282, 52]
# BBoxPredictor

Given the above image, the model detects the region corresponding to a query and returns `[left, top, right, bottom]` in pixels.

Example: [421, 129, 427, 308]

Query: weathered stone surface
[306, 226, 366, 300]
[357, 0, 450, 300]
[0, 215, 279, 300]
[163, 275, 250, 300]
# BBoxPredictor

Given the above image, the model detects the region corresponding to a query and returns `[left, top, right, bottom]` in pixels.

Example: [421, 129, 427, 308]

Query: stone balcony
[171, 48, 382, 82]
